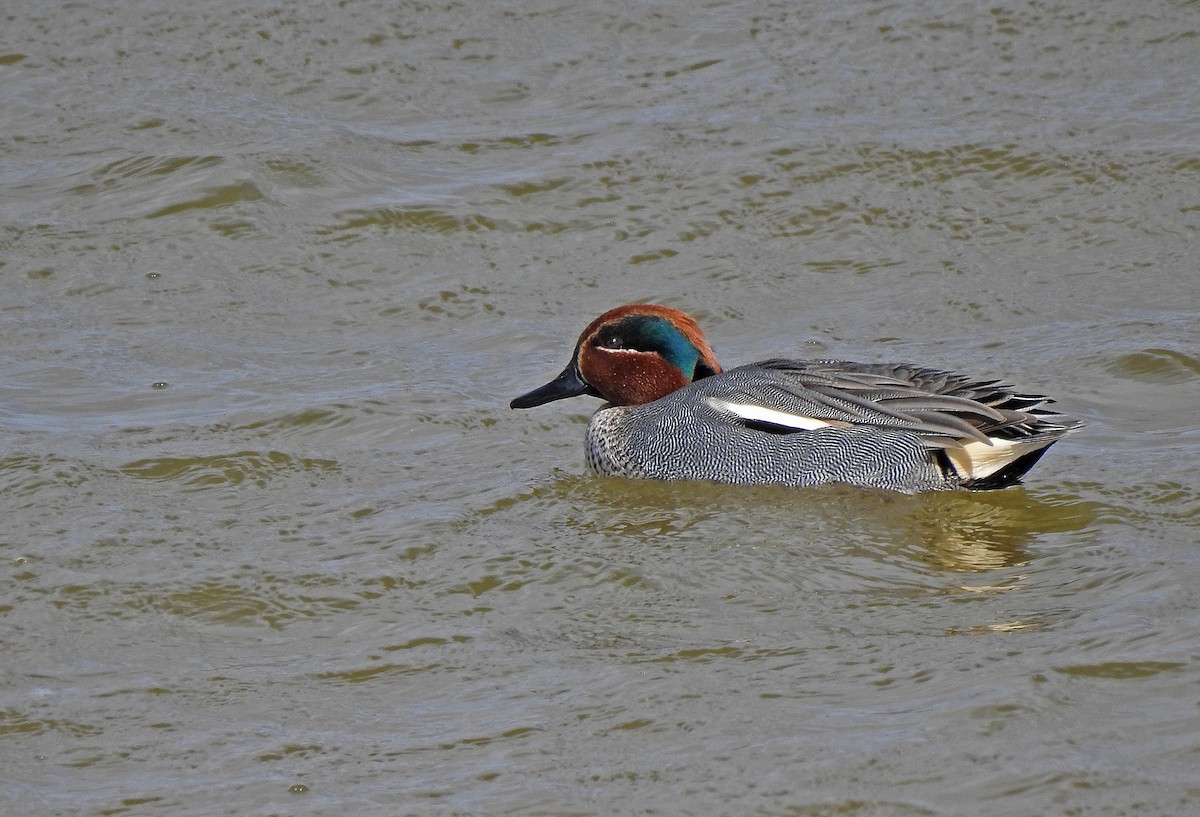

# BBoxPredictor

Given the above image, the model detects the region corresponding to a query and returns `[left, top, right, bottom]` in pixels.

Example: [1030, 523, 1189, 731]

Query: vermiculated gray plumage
[584, 359, 1081, 492]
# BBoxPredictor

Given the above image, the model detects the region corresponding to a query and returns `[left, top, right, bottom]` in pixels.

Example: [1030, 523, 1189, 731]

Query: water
[3, 1, 1199, 814]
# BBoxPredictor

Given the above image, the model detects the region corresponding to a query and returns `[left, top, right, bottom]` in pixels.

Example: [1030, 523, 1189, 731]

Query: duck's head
[510, 304, 723, 409]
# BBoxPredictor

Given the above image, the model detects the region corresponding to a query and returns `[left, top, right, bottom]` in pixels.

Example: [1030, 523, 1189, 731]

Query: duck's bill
[510, 360, 597, 409]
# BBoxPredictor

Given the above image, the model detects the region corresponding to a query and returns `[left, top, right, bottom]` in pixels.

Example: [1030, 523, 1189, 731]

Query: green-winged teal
[510, 304, 1082, 492]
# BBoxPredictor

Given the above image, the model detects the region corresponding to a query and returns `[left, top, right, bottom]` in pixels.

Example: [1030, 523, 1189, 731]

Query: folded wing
[698, 359, 1082, 487]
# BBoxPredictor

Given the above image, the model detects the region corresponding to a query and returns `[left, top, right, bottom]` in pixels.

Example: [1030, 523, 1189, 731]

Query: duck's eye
[598, 335, 624, 349]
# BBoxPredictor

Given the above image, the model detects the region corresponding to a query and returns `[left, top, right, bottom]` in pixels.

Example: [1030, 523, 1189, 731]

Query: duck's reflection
[536, 475, 1097, 575]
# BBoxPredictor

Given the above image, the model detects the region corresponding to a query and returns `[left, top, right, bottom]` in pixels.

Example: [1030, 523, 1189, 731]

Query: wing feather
[694, 358, 1082, 451]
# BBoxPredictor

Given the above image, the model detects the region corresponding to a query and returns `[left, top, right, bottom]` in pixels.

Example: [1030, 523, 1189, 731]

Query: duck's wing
[698, 359, 1082, 449]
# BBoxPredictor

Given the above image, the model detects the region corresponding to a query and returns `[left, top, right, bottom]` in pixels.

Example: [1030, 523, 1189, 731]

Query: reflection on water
[890, 489, 1098, 572]
[465, 473, 1105, 642]
[482, 474, 1097, 574]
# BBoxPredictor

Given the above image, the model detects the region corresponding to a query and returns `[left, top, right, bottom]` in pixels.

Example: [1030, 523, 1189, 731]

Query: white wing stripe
[704, 397, 834, 431]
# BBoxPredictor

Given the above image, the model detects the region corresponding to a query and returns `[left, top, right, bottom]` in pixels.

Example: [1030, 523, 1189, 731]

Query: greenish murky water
[3, 1, 1199, 814]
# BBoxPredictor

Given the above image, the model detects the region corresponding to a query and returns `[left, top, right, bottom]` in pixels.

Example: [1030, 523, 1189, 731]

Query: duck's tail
[939, 413, 1083, 490]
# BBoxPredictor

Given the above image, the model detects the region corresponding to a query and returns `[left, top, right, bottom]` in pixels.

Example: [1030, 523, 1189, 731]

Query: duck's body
[510, 305, 1082, 493]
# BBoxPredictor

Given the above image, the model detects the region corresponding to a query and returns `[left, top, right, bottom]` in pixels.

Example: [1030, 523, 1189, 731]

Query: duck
[509, 304, 1082, 492]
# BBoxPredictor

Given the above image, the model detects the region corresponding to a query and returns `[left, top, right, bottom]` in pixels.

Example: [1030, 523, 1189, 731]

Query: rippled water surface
[3, 1, 1199, 814]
